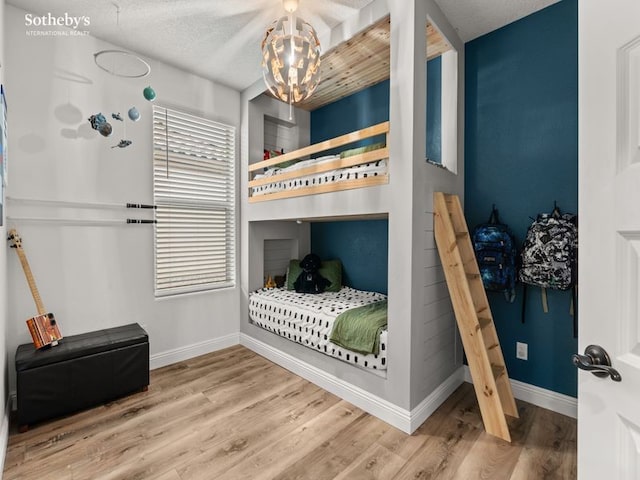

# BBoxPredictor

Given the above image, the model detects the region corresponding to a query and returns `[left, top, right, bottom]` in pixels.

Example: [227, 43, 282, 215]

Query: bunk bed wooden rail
[248, 121, 389, 203]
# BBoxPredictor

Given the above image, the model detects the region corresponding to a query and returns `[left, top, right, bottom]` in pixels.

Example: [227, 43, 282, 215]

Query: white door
[579, 0, 640, 477]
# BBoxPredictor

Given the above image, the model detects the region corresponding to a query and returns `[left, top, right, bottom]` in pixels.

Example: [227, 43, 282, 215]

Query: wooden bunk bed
[248, 121, 390, 202]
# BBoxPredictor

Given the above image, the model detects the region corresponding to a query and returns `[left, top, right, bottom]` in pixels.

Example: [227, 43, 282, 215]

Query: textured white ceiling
[434, 0, 560, 42]
[8, 0, 560, 91]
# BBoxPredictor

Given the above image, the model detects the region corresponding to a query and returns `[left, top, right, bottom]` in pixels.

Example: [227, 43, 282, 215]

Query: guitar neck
[14, 247, 47, 316]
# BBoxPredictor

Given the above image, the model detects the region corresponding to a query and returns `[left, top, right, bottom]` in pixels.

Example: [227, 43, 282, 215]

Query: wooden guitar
[7, 229, 62, 349]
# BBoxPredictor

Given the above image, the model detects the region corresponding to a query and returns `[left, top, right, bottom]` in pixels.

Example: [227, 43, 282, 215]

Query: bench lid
[16, 323, 148, 371]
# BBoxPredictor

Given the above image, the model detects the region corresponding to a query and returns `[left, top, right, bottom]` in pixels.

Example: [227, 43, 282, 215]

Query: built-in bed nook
[249, 218, 389, 375]
[240, 4, 465, 434]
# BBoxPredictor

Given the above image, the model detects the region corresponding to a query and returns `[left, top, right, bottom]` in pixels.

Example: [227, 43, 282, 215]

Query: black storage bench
[15, 323, 149, 432]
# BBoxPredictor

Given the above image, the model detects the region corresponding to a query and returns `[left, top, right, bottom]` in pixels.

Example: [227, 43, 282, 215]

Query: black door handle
[572, 344, 622, 382]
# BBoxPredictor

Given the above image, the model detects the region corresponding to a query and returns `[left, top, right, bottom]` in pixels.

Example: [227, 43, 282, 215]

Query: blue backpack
[472, 206, 517, 302]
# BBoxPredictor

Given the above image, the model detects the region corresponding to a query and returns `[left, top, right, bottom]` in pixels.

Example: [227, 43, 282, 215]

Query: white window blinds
[153, 106, 236, 297]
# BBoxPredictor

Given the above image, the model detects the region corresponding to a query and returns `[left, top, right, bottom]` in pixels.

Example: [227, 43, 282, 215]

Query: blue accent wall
[310, 79, 390, 147]
[310, 57, 442, 154]
[310, 220, 388, 294]
[426, 56, 442, 163]
[465, 0, 578, 397]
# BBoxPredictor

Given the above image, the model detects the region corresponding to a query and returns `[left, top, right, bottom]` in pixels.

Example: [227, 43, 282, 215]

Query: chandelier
[261, 0, 321, 110]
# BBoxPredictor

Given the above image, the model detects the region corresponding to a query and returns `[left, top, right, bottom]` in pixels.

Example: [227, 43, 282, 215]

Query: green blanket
[330, 300, 388, 355]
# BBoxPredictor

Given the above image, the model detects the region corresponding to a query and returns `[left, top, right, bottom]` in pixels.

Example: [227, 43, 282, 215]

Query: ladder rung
[455, 231, 469, 239]
[492, 364, 506, 380]
[478, 316, 492, 330]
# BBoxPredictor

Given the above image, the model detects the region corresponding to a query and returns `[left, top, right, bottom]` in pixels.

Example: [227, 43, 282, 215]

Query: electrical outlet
[516, 342, 528, 360]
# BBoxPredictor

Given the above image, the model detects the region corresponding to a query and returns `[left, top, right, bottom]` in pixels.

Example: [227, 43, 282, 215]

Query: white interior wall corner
[0, 0, 8, 473]
[386, 0, 420, 411]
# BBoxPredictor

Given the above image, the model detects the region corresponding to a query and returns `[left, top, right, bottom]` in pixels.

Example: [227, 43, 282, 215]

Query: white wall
[4, 5, 241, 394]
[0, 0, 9, 471]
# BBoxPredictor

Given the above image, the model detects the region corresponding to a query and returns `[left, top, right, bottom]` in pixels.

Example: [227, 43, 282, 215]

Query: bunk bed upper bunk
[248, 121, 390, 202]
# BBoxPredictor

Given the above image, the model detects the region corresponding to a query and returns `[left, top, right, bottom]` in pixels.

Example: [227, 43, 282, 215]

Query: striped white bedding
[249, 287, 388, 371]
[251, 155, 387, 197]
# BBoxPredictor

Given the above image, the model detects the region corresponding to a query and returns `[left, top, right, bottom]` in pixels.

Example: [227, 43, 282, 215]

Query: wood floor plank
[214, 402, 363, 480]
[76, 377, 322, 480]
[155, 469, 182, 480]
[3, 346, 577, 480]
[175, 381, 339, 479]
[509, 407, 577, 479]
[272, 411, 391, 480]
[331, 444, 407, 480]
[376, 382, 472, 462]
[448, 401, 537, 480]
[391, 387, 483, 480]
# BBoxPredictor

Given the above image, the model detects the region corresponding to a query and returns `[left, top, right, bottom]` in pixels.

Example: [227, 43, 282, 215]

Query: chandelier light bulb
[282, 0, 299, 13]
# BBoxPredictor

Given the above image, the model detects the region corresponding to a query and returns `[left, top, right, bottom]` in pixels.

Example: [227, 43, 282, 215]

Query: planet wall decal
[98, 122, 113, 137]
[128, 106, 141, 121]
[143, 86, 156, 102]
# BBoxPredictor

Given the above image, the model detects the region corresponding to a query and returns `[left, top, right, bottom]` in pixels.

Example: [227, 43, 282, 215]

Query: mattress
[249, 287, 388, 371]
[251, 154, 388, 197]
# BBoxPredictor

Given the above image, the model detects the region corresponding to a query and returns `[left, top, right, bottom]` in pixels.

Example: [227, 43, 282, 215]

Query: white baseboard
[240, 333, 464, 434]
[150, 333, 240, 370]
[463, 366, 577, 418]
[409, 367, 466, 432]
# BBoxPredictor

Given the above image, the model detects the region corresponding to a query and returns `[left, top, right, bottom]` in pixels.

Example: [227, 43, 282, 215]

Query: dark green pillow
[286, 259, 303, 291]
[286, 258, 342, 292]
[340, 142, 386, 159]
[274, 159, 298, 169]
[319, 259, 342, 292]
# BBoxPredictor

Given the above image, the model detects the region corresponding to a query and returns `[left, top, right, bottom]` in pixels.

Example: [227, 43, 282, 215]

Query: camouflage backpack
[519, 206, 578, 334]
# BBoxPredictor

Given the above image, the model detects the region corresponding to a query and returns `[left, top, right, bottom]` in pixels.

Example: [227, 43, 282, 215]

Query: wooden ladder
[433, 192, 518, 442]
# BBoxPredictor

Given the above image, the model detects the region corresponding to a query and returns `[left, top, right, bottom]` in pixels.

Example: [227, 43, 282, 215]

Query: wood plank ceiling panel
[267, 15, 452, 111]
[298, 15, 391, 111]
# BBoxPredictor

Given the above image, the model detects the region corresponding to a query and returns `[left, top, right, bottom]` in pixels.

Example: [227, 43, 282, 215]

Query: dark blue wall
[426, 56, 442, 163]
[310, 220, 388, 294]
[310, 79, 389, 147]
[465, 0, 578, 397]
[311, 58, 442, 156]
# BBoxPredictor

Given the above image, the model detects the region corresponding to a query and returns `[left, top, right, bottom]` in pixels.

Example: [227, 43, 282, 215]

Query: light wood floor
[3, 345, 577, 480]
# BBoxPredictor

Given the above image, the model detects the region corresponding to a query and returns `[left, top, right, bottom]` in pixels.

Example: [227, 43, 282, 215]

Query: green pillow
[319, 259, 342, 292]
[286, 259, 303, 291]
[274, 159, 298, 169]
[286, 258, 342, 292]
[340, 141, 386, 159]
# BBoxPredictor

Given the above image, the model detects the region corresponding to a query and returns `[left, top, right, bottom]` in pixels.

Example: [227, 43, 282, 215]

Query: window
[425, 18, 458, 174]
[153, 106, 236, 297]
